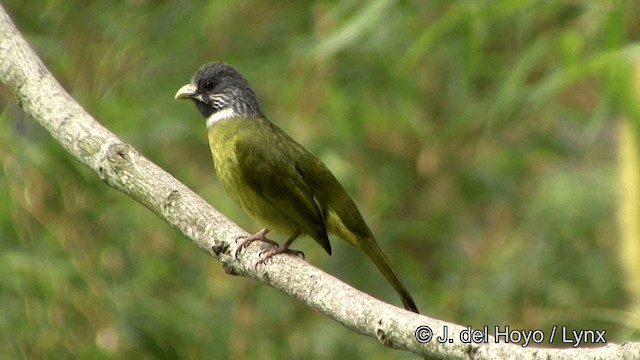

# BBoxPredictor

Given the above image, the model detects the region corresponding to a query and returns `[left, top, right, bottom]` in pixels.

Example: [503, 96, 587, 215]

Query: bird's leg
[256, 232, 304, 267]
[235, 228, 279, 259]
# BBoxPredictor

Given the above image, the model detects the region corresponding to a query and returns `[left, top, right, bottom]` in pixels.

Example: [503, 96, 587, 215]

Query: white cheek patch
[206, 108, 237, 128]
[211, 94, 229, 109]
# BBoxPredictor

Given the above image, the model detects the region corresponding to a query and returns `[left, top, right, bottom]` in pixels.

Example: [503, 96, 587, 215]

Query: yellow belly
[207, 119, 299, 237]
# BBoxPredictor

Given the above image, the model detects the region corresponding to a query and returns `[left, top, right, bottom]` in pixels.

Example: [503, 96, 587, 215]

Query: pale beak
[175, 83, 197, 99]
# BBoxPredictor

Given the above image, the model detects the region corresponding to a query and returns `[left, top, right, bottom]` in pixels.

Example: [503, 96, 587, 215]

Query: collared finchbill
[174, 62, 420, 313]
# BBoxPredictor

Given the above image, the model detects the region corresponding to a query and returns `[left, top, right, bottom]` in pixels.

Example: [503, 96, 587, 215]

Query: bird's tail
[360, 238, 419, 313]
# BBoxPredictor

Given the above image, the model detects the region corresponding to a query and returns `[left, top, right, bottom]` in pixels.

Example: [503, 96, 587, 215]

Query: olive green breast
[206, 116, 373, 256]
[207, 117, 301, 237]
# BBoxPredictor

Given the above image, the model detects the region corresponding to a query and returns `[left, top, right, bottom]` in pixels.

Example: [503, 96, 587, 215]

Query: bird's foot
[235, 228, 279, 259]
[256, 246, 305, 267]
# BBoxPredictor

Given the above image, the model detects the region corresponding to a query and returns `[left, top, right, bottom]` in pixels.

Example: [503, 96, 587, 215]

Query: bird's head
[175, 62, 263, 126]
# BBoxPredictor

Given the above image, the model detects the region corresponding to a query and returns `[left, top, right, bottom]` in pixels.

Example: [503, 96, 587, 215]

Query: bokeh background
[1, 0, 640, 358]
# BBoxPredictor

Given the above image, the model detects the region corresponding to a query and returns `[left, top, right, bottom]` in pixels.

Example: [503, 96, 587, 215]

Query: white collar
[206, 108, 237, 128]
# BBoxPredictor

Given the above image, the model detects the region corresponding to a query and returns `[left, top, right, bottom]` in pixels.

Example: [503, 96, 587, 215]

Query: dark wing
[294, 141, 373, 245]
[234, 119, 331, 254]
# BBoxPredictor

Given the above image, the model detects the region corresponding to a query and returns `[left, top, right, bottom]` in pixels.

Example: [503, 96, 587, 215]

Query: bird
[175, 62, 419, 313]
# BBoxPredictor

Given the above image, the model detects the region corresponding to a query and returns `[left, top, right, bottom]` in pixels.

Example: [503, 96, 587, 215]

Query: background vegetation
[1, 0, 639, 358]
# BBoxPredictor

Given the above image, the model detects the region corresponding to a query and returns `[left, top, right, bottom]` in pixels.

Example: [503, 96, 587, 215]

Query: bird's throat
[206, 108, 238, 128]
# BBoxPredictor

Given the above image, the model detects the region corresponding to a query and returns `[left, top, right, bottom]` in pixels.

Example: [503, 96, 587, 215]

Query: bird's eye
[203, 80, 216, 91]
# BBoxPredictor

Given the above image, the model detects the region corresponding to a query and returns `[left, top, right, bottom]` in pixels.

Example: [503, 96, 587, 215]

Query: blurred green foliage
[1, 0, 639, 358]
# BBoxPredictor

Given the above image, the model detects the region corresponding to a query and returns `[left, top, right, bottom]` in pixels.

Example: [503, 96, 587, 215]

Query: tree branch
[0, 4, 637, 359]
